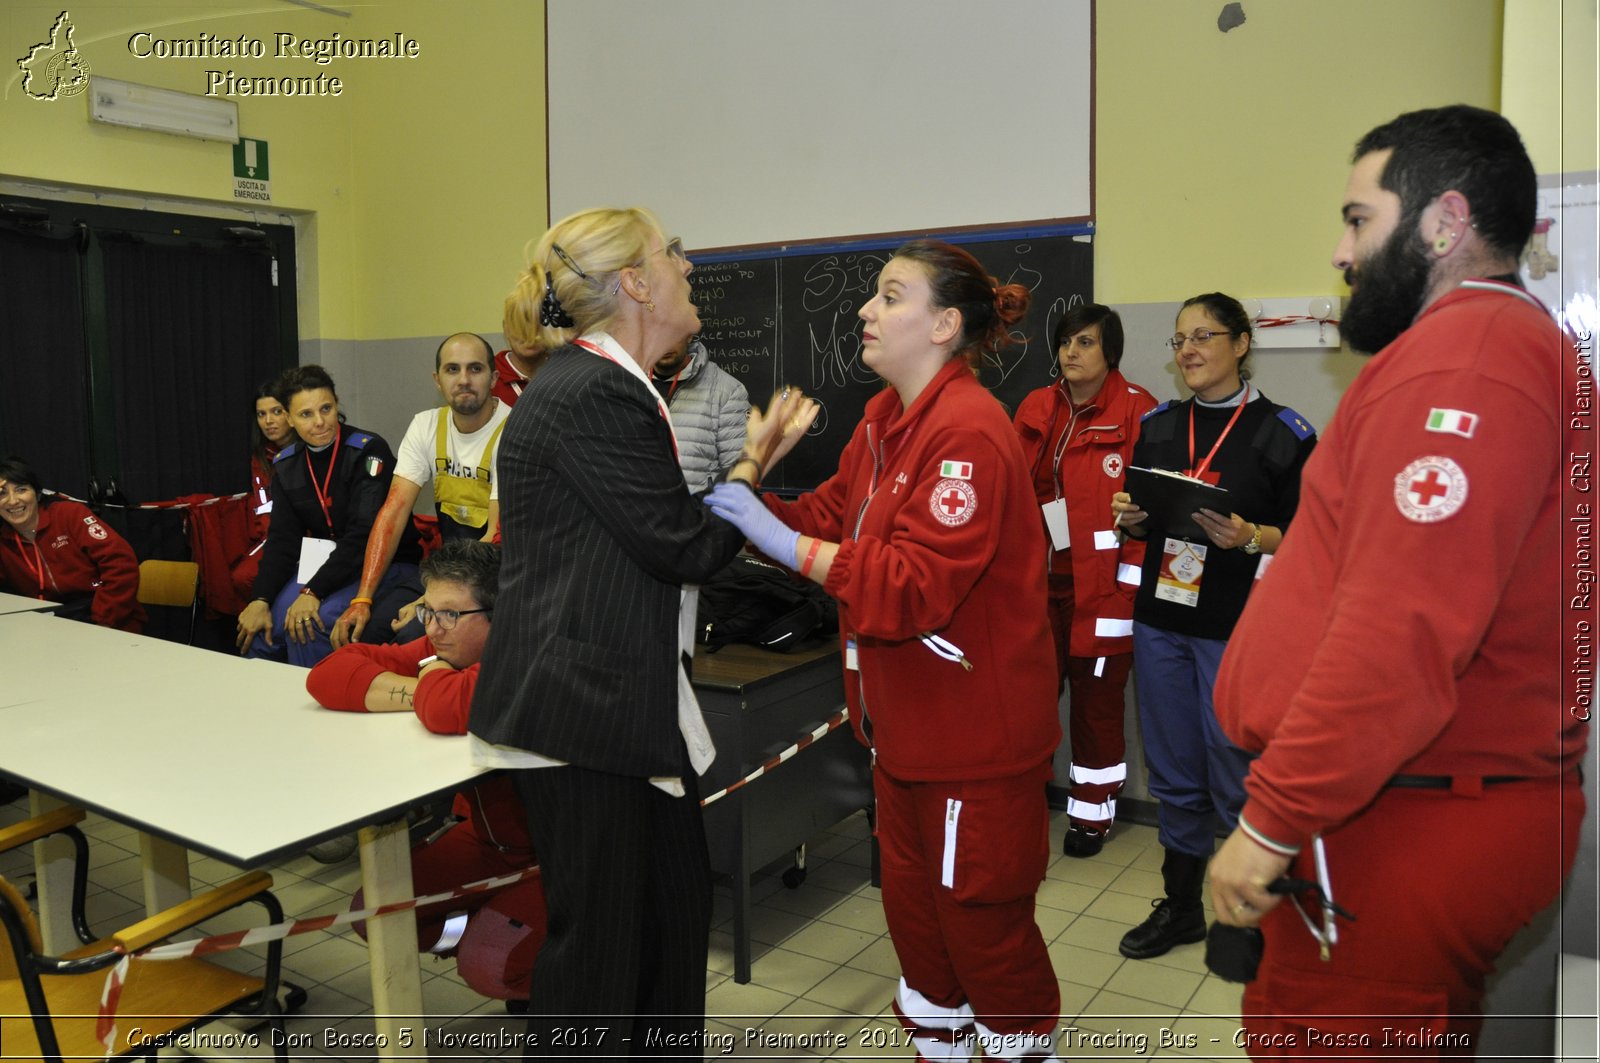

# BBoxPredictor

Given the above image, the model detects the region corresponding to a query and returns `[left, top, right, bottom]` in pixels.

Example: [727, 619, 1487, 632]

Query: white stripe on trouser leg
[1067, 796, 1116, 822]
[1117, 561, 1141, 586]
[1094, 617, 1134, 639]
[1254, 553, 1274, 580]
[1093, 654, 1106, 678]
[975, 1021, 1058, 1061]
[1069, 763, 1127, 786]
[895, 979, 976, 1062]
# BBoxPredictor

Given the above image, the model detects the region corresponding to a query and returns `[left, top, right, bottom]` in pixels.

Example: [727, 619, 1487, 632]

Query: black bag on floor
[696, 553, 837, 653]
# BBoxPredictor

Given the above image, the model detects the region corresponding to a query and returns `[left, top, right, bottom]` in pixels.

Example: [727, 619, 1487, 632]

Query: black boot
[1118, 849, 1208, 959]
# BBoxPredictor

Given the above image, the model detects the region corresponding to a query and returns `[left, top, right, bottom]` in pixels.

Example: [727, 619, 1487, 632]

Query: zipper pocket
[941, 798, 962, 887]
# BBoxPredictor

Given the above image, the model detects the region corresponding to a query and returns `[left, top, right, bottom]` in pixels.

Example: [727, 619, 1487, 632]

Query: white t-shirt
[394, 401, 511, 501]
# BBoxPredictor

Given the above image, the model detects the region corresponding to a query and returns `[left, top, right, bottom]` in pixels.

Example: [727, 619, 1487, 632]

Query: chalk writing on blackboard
[690, 229, 1093, 490]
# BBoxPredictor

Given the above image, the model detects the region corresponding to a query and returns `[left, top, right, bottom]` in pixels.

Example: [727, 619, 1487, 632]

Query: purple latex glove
[704, 482, 801, 569]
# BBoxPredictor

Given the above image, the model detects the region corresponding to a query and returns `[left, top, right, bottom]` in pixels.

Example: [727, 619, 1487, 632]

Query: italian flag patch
[939, 460, 973, 479]
[1425, 408, 1478, 439]
[365, 456, 385, 477]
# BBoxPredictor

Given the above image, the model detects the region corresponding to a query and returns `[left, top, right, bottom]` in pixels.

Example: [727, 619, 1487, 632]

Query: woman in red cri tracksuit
[1013, 304, 1155, 858]
[0, 456, 144, 632]
[706, 240, 1061, 1062]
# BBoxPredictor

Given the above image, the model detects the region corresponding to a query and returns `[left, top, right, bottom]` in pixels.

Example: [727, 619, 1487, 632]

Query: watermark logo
[17, 10, 91, 101]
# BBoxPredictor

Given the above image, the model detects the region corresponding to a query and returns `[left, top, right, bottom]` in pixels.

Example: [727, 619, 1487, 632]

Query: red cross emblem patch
[930, 477, 977, 527]
[1394, 456, 1468, 523]
[1102, 453, 1124, 478]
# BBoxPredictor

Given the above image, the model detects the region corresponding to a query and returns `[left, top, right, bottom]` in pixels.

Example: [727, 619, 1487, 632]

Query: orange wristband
[798, 537, 822, 579]
[350, 597, 374, 606]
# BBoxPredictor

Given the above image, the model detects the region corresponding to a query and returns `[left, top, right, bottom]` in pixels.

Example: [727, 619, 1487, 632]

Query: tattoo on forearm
[388, 685, 414, 708]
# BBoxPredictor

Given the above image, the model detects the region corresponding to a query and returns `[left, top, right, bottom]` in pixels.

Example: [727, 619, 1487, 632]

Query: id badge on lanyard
[1155, 538, 1207, 607]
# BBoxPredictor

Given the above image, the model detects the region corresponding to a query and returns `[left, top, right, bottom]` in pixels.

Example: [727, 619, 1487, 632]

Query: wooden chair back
[136, 560, 199, 607]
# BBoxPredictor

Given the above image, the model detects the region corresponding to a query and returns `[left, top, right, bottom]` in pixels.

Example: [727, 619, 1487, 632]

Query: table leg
[359, 818, 425, 1060]
[733, 793, 752, 984]
[30, 790, 75, 953]
[140, 832, 192, 914]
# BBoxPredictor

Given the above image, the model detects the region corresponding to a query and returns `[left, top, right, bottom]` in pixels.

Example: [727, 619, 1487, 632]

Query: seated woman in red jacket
[306, 539, 544, 1002]
[0, 456, 144, 633]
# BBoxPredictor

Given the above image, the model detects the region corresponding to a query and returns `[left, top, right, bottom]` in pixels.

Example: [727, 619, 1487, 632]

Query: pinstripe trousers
[512, 756, 711, 1057]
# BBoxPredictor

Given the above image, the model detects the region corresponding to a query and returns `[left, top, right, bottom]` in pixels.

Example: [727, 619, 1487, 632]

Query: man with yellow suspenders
[331, 333, 510, 647]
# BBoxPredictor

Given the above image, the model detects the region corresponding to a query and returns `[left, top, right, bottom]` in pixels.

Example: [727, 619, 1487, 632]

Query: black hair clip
[550, 243, 590, 280]
[539, 276, 575, 329]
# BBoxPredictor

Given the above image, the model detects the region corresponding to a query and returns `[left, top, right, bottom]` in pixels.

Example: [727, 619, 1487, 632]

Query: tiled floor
[0, 797, 1246, 1060]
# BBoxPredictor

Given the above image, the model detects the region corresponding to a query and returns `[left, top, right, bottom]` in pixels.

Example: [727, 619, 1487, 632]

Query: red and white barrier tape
[699, 706, 851, 807]
[94, 709, 852, 1052]
[49, 489, 250, 511]
[1255, 314, 1341, 329]
[95, 865, 540, 1055]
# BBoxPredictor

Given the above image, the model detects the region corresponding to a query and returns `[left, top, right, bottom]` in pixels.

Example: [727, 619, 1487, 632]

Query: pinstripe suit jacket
[468, 343, 746, 777]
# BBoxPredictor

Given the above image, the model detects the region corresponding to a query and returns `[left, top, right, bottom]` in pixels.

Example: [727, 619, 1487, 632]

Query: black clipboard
[1124, 466, 1232, 541]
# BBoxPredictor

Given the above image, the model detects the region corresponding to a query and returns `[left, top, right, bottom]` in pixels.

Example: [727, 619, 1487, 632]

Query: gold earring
[647, 300, 656, 313]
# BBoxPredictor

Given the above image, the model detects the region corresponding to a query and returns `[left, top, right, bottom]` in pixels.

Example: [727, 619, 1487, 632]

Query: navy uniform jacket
[253, 425, 420, 602]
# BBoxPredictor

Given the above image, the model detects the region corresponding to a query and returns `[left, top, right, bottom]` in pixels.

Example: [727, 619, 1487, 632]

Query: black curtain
[102, 237, 284, 502]
[0, 226, 93, 497]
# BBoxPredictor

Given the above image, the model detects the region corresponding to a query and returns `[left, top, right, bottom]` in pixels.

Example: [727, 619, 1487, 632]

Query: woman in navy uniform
[235, 365, 420, 667]
[1110, 292, 1316, 960]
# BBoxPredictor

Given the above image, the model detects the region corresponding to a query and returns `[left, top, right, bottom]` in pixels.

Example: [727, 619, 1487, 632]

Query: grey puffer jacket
[655, 340, 750, 493]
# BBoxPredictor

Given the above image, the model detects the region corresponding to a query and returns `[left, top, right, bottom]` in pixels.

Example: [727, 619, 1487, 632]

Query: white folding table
[0, 610, 489, 1058]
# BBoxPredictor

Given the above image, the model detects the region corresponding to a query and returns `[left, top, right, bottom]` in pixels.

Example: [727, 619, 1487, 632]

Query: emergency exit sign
[232, 138, 270, 202]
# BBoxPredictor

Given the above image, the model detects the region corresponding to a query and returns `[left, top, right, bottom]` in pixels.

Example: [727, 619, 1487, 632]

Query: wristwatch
[1240, 523, 1263, 555]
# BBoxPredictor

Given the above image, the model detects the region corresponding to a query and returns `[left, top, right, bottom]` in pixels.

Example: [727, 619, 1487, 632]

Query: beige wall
[1, 0, 546, 346]
[1503, 0, 1599, 175]
[1095, 0, 1504, 305]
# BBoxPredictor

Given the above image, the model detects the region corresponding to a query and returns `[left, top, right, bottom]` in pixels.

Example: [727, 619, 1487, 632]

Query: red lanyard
[663, 363, 686, 402]
[304, 425, 342, 531]
[1187, 386, 1251, 482]
[574, 338, 679, 460]
[12, 537, 48, 598]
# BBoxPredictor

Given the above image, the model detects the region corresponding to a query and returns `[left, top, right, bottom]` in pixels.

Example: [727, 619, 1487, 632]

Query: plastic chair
[136, 559, 200, 644]
[0, 807, 288, 1063]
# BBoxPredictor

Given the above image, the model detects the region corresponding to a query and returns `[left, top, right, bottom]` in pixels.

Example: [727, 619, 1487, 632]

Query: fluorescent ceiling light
[88, 76, 238, 143]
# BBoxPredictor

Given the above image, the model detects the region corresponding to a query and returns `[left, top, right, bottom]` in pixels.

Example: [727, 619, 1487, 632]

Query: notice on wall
[232, 137, 270, 202]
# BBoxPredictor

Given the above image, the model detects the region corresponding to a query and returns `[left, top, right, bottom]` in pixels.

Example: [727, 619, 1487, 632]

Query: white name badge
[1041, 498, 1070, 550]
[1154, 538, 1207, 608]
[296, 537, 337, 585]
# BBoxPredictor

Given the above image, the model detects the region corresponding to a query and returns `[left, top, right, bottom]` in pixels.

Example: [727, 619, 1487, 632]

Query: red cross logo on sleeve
[1394, 456, 1468, 523]
[929, 477, 978, 526]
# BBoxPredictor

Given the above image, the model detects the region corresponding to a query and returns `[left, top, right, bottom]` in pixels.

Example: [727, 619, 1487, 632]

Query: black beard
[1341, 223, 1433, 355]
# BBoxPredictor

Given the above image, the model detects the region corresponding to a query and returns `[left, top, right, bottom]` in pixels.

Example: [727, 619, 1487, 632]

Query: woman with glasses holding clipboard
[1109, 292, 1317, 962]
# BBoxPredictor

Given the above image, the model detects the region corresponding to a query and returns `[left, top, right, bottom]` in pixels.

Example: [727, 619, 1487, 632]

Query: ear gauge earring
[1435, 235, 1452, 252]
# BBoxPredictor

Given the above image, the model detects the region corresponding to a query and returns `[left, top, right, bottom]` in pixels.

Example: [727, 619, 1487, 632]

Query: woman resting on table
[0, 456, 144, 632]
[467, 206, 809, 1056]
[230, 377, 296, 602]
[306, 539, 545, 1004]
[235, 364, 421, 667]
[705, 240, 1062, 1063]
[1013, 304, 1156, 859]
[1108, 292, 1316, 962]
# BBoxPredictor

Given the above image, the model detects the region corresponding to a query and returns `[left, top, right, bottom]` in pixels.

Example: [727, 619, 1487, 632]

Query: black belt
[1386, 773, 1531, 791]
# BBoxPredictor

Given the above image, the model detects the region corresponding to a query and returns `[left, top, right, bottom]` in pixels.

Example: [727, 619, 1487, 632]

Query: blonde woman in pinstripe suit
[469, 207, 812, 1056]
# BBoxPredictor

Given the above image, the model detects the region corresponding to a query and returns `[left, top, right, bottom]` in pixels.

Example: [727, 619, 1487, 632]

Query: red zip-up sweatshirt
[766, 357, 1060, 782]
[0, 499, 144, 633]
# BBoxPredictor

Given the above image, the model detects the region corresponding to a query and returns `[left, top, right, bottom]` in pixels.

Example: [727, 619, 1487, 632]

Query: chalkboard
[690, 227, 1095, 491]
